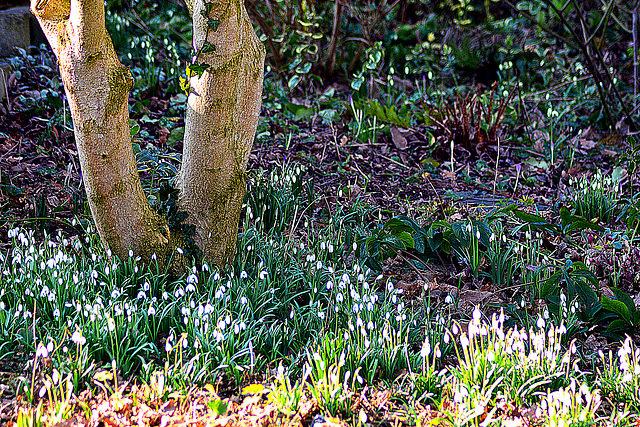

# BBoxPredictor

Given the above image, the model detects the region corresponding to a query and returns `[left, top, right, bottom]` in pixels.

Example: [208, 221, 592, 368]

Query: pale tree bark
[178, 0, 265, 267]
[31, 0, 265, 270]
[31, 0, 172, 263]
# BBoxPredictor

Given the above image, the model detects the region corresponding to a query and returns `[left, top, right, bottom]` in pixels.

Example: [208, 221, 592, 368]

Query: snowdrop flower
[454, 385, 469, 403]
[240, 271, 248, 279]
[537, 316, 546, 329]
[214, 287, 224, 299]
[420, 340, 431, 358]
[71, 330, 86, 346]
[240, 296, 248, 305]
[473, 306, 482, 322]
[176, 247, 184, 254]
[259, 270, 268, 280]
[107, 317, 116, 332]
[444, 294, 453, 304]
[147, 306, 156, 316]
[460, 334, 469, 348]
[35, 343, 49, 359]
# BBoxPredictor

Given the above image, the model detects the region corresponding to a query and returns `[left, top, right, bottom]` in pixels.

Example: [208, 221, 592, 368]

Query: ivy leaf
[200, 2, 214, 17]
[187, 62, 210, 77]
[201, 42, 216, 54]
[129, 119, 140, 136]
[288, 74, 301, 89]
[207, 19, 220, 32]
[206, 399, 227, 416]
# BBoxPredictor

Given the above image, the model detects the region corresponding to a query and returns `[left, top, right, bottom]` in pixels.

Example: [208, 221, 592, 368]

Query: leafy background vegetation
[1, 0, 640, 425]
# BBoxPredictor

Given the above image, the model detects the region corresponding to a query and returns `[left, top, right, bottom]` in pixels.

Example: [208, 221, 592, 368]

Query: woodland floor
[1, 48, 639, 426]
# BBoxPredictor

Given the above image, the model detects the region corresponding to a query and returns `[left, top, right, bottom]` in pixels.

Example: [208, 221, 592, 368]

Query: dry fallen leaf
[441, 170, 456, 181]
[390, 126, 408, 150]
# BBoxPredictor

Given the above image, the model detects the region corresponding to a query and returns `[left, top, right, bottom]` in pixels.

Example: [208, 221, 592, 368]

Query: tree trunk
[178, 0, 265, 268]
[31, 0, 172, 263]
[31, 0, 264, 270]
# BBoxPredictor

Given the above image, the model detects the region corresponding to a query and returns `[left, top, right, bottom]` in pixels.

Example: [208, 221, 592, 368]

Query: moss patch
[106, 64, 133, 118]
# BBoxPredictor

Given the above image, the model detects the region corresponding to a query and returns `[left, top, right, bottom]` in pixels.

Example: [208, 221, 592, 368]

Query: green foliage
[568, 170, 620, 224]
[267, 363, 307, 416]
[512, 206, 605, 235]
[351, 42, 384, 93]
[597, 337, 640, 413]
[105, 4, 187, 97]
[244, 164, 310, 234]
[600, 288, 640, 340]
[483, 225, 516, 287]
